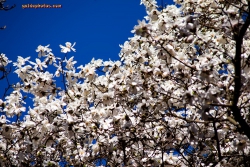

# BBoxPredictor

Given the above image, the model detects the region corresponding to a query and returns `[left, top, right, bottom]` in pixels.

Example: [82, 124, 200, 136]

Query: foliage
[1, 0, 250, 166]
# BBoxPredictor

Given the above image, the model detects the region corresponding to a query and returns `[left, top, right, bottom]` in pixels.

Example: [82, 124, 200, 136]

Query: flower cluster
[1, 0, 250, 166]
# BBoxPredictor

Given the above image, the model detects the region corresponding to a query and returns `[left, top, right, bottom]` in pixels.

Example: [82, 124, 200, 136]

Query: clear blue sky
[0, 0, 173, 120]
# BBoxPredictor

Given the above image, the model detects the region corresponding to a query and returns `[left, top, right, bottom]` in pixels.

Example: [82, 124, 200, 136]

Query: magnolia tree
[1, 0, 250, 166]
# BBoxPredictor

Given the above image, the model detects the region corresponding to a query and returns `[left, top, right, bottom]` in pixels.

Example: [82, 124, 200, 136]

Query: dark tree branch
[212, 120, 222, 161]
[0, 0, 16, 11]
[231, 1, 250, 139]
[0, 0, 16, 30]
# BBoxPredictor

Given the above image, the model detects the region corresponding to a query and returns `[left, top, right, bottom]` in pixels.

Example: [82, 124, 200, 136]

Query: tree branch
[231, 1, 250, 139]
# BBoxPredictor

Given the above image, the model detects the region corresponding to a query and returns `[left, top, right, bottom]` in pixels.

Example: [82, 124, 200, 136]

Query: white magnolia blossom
[36, 44, 52, 57]
[0, 53, 12, 67]
[1, 0, 250, 166]
[59, 42, 76, 53]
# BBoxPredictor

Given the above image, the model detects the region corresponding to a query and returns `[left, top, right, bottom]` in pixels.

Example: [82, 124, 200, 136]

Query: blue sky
[0, 0, 173, 119]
